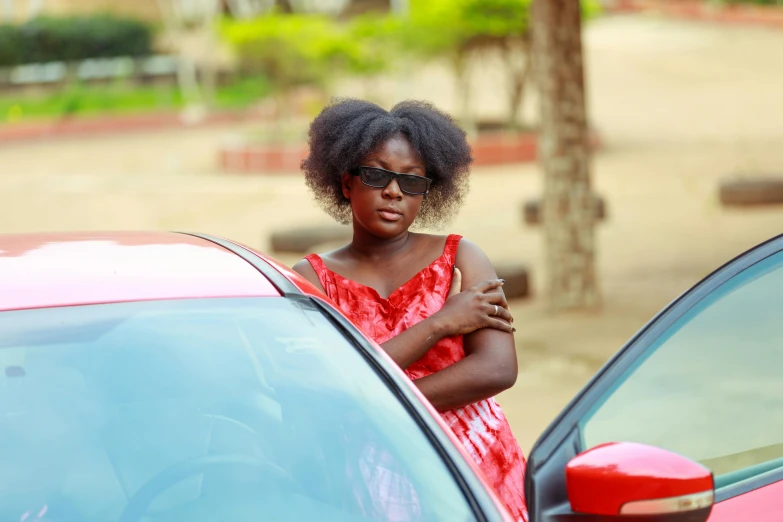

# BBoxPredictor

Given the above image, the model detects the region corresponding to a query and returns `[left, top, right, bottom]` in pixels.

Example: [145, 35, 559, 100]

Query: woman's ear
[341, 172, 352, 199]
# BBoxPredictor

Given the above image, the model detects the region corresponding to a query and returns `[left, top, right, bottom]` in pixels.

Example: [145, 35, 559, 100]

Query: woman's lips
[378, 209, 403, 221]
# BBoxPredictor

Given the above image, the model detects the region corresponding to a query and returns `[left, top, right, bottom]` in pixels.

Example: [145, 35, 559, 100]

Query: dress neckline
[308, 234, 460, 301]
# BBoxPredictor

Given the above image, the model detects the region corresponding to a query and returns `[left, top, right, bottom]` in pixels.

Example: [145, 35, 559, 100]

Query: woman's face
[342, 134, 427, 238]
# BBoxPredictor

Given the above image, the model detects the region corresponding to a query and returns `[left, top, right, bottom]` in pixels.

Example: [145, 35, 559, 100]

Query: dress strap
[304, 253, 333, 297]
[443, 234, 463, 265]
[304, 253, 325, 273]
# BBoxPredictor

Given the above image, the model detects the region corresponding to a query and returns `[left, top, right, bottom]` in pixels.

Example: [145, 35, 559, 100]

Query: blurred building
[0, 0, 393, 23]
[0, 0, 160, 22]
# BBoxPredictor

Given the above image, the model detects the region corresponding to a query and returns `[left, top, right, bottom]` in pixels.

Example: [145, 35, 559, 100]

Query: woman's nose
[382, 179, 403, 199]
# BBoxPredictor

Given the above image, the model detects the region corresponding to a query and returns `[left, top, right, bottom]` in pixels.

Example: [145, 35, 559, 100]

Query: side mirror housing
[566, 442, 714, 521]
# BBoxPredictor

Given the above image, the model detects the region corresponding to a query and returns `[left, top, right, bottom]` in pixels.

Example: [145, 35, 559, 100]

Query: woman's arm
[293, 255, 513, 370]
[412, 239, 518, 411]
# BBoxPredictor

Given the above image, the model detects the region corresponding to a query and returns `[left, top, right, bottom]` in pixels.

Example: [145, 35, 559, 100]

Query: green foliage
[346, 13, 406, 71]
[217, 1, 604, 119]
[214, 74, 273, 109]
[366, 0, 601, 62]
[0, 15, 154, 67]
[0, 75, 272, 122]
[581, 0, 605, 18]
[0, 83, 178, 121]
[220, 12, 387, 95]
[459, 0, 532, 39]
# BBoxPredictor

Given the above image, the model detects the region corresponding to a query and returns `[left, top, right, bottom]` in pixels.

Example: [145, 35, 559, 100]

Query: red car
[0, 231, 512, 522]
[1, 231, 780, 522]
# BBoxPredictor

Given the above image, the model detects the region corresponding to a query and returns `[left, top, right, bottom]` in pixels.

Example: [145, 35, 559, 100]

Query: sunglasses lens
[360, 168, 391, 188]
[398, 176, 429, 195]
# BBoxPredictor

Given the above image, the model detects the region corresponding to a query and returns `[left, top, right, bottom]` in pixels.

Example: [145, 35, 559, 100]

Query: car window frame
[524, 233, 783, 521]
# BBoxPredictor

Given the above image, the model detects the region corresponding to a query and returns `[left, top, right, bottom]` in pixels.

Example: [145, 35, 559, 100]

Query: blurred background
[1, 0, 783, 451]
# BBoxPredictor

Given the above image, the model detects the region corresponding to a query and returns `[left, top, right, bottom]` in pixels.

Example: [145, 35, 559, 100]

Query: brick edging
[0, 109, 255, 143]
[608, 0, 783, 29]
[219, 131, 602, 174]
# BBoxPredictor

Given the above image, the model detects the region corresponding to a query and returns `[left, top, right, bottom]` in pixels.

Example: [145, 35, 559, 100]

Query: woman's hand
[413, 240, 519, 411]
[433, 267, 515, 337]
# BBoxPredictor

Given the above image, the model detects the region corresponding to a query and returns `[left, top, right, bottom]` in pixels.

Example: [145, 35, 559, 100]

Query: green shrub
[220, 13, 388, 95]
[0, 15, 154, 67]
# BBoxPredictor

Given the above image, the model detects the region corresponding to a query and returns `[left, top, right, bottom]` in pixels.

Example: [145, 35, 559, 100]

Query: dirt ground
[2, 14, 783, 453]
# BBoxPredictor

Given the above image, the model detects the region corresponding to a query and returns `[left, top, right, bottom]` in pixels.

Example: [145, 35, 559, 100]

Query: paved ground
[2, 14, 783, 453]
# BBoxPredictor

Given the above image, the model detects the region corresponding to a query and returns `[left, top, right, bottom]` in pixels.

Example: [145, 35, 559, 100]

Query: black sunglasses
[349, 166, 432, 196]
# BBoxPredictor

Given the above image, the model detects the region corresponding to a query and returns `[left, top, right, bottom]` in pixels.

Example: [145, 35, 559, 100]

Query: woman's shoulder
[291, 256, 323, 293]
[415, 232, 475, 250]
[452, 236, 490, 262]
[313, 244, 353, 268]
[412, 232, 460, 249]
[292, 244, 350, 275]
[411, 234, 495, 285]
[451, 237, 498, 283]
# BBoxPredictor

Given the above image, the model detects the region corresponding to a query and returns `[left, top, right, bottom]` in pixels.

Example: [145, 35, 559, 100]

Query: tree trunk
[532, 0, 600, 310]
[275, 0, 294, 13]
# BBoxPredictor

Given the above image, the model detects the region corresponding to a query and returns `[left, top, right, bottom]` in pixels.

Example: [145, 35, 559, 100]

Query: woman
[293, 98, 528, 521]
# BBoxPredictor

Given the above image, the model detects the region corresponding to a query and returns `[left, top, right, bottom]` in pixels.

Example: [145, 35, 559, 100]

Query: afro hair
[301, 98, 473, 227]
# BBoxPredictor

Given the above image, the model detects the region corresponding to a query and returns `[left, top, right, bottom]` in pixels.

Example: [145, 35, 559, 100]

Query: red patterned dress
[305, 234, 529, 521]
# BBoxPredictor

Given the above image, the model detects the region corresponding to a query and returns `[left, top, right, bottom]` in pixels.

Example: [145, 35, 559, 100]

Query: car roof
[0, 231, 280, 311]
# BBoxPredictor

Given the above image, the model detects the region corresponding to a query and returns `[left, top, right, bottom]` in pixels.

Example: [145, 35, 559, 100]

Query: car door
[525, 234, 783, 522]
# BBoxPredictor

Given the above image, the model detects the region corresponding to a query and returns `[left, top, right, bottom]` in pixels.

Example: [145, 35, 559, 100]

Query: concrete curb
[495, 263, 531, 299]
[719, 178, 783, 207]
[270, 225, 352, 254]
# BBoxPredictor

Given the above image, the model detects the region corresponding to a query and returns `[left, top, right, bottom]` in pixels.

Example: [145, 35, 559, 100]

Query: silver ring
[493, 305, 499, 316]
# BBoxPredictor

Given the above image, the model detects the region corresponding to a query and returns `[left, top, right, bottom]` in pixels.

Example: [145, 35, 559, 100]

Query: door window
[580, 250, 783, 489]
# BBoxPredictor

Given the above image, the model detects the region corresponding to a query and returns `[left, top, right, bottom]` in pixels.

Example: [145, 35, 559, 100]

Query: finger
[484, 291, 510, 309]
[486, 303, 514, 324]
[448, 267, 463, 297]
[474, 278, 504, 293]
[497, 308, 514, 324]
[487, 318, 516, 334]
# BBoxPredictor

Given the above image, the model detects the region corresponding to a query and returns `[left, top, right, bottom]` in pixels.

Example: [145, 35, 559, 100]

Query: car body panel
[709, 480, 783, 521]
[0, 232, 279, 311]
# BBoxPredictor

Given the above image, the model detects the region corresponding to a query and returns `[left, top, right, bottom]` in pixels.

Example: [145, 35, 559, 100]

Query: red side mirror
[566, 442, 714, 520]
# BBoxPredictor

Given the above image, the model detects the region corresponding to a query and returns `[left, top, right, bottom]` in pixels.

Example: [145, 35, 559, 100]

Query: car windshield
[0, 298, 476, 522]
